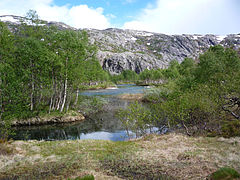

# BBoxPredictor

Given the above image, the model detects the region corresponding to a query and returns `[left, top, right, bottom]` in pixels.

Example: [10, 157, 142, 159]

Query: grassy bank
[117, 93, 144, 101]
[79, 82, 116, 90]
[1, 133, 240, 180]
[11, 111, 85, 126]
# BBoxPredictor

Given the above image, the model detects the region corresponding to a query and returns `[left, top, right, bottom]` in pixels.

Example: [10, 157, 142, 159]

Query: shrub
[221, 121, 240, 138]
[209, 167, 240, 180]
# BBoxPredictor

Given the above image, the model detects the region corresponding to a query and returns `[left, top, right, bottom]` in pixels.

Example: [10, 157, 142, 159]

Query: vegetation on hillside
[119, 45, 240, 137]
[0, 11, 110, 139]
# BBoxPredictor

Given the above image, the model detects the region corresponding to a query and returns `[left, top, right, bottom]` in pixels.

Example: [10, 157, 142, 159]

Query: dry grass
[0, 133, 239, 179]
[133, 133, 240, 179]
[117, 93, 144, 100]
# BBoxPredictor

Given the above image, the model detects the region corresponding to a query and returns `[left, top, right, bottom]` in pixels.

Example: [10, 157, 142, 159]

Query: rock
[1, 15, 240, 74]
[87, 29, 240, 74]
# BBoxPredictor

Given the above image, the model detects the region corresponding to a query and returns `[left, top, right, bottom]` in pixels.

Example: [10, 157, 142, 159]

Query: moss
[221, 121, 240, 138]
[69, 175, 94, 180]
[209, 167, 240, 180]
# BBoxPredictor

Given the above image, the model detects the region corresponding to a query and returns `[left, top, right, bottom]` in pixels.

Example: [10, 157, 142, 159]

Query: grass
[79, 82, 116, 90]
[0, 142, 14, 156]
[0, 133, 240, 179]
[117, 93, 144, 101]
[209, 167, 240, 180]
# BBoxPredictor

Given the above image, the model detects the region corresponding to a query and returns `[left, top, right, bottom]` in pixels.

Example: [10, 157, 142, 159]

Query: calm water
[12, 84, 153, 141]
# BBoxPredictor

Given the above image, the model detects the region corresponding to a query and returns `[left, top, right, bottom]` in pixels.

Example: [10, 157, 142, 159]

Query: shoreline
[11, 111, 85, 127]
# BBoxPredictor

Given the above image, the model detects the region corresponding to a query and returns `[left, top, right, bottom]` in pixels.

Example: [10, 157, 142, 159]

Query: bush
[69, 175, 94, 180]
[209, 167, 240, 180]
[117, 101, 152, 138]
[221, 121, 240, 138]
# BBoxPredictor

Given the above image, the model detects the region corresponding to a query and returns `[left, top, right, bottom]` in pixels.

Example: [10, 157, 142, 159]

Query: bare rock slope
[1, 15, 240, 74]
[87, 28, 240, 74]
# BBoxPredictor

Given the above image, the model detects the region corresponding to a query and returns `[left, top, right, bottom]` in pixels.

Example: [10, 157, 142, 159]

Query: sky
[0, 0, 239, 35]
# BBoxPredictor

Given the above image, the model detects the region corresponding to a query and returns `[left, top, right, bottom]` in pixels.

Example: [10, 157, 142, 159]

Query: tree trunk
[49, 72, 55, 113]
[49, 96, 53, 114]
[60, 57, 68, 112]
[74, 89, 79, 106]
[30, 73, 34, 111]
[66, 93, 71, 112]
[60, 77, 67, 112]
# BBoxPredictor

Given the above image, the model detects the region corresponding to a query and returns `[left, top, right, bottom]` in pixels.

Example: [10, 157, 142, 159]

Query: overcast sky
[0, 0, 239, 35]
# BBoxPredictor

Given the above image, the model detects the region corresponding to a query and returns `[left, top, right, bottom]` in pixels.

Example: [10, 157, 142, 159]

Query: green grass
[68, 175, 95, 180]
[2, 134, 239, 179]
[0, 140, 138, 180]
[209, 167, 240, 180]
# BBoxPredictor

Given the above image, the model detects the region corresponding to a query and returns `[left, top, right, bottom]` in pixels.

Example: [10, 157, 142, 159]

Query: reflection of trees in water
[12, 97, 146, 141]
[12, 118, 102, 140]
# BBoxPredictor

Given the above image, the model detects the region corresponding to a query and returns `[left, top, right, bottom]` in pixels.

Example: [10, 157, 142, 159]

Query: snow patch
[192, 35, 203, 40]
[142, 33, 154, 36]
[60, 24, 69, 28]
[217, 35, 226, 42]
[131, 37, 137, 41]
[135, 31, 154, 37]
[0, 16, 20, 24]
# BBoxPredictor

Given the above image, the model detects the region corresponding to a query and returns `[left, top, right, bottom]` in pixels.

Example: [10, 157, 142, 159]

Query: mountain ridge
[1, 15, 240, 74]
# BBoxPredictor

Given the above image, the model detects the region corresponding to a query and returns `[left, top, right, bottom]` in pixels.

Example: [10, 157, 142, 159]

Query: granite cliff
[1, 15, 240, 74]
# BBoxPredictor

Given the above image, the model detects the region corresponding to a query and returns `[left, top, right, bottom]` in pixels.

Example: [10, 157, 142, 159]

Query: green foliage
[209, 167, 240, 180]
[117, 101, 152, 138]
[122, 70, 138, 81]
[128, 45, 240, 137]
[196, 45, 240, 83]
[77, 96, 108, 115]
[69, 175, 94, 180]
[139, 69, 163, 81]
[110, 70, 138, 83]
[0, 21, 18, 139]
[163, 60, 180, 79]
[0, 10, 111, 133]
[221, 121, 240, 138]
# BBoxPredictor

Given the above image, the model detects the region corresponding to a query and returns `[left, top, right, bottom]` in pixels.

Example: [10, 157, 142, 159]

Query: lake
[12, 84, 156, 141]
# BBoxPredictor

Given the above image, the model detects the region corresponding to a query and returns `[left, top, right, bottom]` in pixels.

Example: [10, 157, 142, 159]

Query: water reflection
[80, 84, 146, 96]
[12, 84, 154, 141]
[11, 114, 131, 141]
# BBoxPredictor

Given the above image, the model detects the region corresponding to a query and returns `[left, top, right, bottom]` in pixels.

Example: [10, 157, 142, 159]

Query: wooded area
[0, 11, 110, 138]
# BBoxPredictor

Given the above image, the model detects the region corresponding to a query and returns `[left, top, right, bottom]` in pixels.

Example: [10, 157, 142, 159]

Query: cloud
[123, 0, 240, 34]
[0, 0, 111, 29]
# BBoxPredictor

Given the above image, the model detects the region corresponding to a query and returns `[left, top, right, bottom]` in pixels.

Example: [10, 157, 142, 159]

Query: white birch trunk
[60, 77, 67, 112]
[74, 89, 79, 106]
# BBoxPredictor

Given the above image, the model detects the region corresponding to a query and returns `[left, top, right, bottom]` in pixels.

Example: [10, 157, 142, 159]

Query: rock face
[87, 28, 240, 74]
[1, 15, 240, 74]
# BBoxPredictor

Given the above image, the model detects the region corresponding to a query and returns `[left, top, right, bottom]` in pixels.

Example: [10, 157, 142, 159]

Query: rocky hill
[88, 28, 240, 74]
[1, 15, 240, 74]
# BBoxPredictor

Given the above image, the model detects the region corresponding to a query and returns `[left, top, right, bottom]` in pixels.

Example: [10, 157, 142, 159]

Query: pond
[12, 84, 159, 141]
